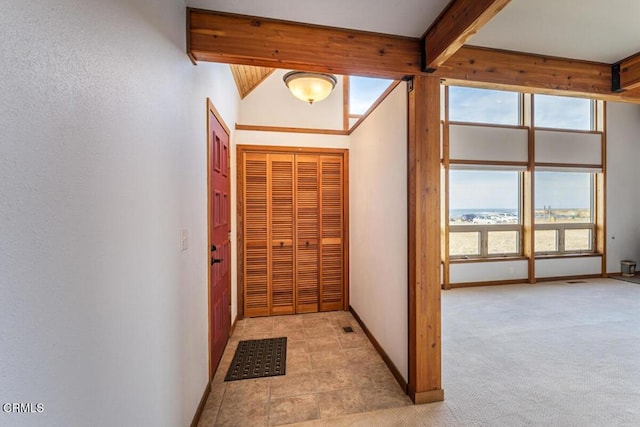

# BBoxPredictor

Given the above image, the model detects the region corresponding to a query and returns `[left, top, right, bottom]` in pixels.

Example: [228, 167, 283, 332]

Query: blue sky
[534, 172, 591, 209]
[448, 87, 593, 210]
[449, 86, 592, 129]
[450, 170, 519, 210]
[349, 76, 393, 115]
[450, 171, 592, 210]
[449, 87, 520, 125]
[534, 94, 592, 130]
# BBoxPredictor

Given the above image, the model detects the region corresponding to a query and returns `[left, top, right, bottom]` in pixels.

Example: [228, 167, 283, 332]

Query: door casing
[236, 145, 350, 319]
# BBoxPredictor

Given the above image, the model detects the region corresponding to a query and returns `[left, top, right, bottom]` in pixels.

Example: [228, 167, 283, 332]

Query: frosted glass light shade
[283, 71, 337, 104]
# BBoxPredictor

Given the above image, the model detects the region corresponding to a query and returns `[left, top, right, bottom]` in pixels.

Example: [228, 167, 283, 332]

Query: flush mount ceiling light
[283, 71, 337, 104]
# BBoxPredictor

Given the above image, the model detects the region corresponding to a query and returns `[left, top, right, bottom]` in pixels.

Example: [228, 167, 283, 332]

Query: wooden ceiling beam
[187, 8, 640, 103]
[187, 8, 421, 80]
[422, 0, 511, 72]
[435, 45, 640, 102]
[612, 51, 640, 92]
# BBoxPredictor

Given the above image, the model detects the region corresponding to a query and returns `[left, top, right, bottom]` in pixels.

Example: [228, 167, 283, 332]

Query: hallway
[197, 311, 411, 426]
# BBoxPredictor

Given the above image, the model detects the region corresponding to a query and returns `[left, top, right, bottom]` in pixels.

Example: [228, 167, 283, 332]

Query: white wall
[188, 66, 241, 427]
[235, 130, 349, 149]
[239, 69, 344, 130]
[536, 257, 602, 278]
[349, 83, 408, 380]
[606, 102, 640, 273]
[0, 1, 239, 426]
[450, 260, 528, 284]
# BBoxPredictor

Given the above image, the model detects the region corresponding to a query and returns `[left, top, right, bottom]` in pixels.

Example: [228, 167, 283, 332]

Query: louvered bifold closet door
[295, 155, 320, 313]
[243, 153, 269, 317]
[319, 155, 344, 311]
[269, 154, 295, 315]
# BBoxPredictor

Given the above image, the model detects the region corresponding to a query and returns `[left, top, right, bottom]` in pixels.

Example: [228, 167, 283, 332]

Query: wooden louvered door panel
[295, 155, 320, 313]
[319, 155, 344, 311]
[269, 154, 295, 315]
[241, 148, 346, 318]
[243, 153, 270, 317]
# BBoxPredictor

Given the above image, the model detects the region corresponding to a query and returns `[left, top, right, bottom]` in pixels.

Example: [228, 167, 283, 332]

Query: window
[348, 76, 394, 115]
[449, 86, 521, 126]
[345, 76, 395, 130]
[534, 94, 593, 131]
[444, 86, 604, 286]
[535, 171, 595, 254]
[449, 170, 522, 258]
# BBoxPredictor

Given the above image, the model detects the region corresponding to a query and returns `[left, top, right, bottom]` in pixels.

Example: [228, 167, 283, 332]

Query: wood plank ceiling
[229, 65, 274, 99]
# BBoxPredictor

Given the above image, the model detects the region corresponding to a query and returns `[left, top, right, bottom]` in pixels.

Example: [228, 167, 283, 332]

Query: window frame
[449, 224, 523, 259]
[534, 223, 596, 255]
[448, 169, 524, 260]
[533, 94, 596, 132]
[534, 172, 596, 256]
[448, 86, 524, 127]
[343, 75, 397, 131]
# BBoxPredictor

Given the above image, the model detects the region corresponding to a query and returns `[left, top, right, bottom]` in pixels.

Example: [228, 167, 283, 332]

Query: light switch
[181, 229, 189, 251]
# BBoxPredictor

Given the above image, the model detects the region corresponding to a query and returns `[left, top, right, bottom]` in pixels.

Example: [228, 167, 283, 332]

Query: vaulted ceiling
[470, 0, 640, 64]
[187, 0, 640, 101]
[187, 0, 640, 64]
[187, 0, 450, 38]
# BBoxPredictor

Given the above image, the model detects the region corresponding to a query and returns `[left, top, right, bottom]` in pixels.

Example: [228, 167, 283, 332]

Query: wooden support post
[408, 75, 444, 404]
[523, 93, 535, 283]
[596, 101, 607, 276]
[441, 86, 451, 290]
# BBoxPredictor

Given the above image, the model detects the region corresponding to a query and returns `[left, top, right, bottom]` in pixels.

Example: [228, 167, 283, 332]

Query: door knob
[211, 258, 222, 265]
[211, 244, 217, 252]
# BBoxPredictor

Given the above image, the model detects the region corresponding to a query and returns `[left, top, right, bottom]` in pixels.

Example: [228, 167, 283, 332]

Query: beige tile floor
[197, 311, 411, 427]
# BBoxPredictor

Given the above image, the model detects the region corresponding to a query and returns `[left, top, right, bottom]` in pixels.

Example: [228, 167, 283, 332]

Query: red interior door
[208, 102, 231, 379]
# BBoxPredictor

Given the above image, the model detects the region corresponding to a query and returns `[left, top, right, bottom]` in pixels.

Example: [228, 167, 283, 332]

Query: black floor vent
[343, 326, 354, 333]
[567, 280, 587, 284]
